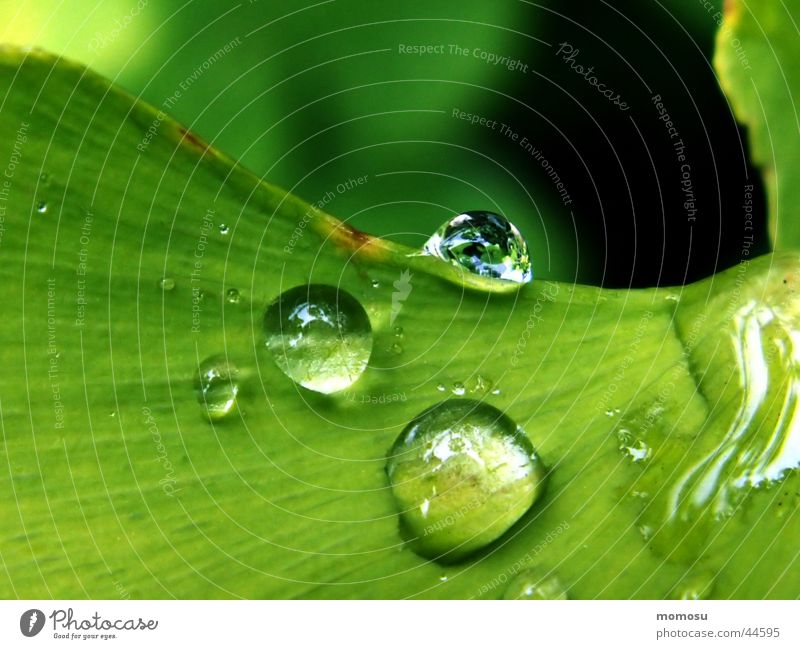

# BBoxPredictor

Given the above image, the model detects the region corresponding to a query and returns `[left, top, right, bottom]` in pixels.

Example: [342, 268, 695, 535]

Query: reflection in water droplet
[394, 326, 403, 338]
[452, 382, 466, 396]
[436, 383, 446, 393]
[219, 223, 229, 235]
[503, 570, 568, 600]
[194, 355, 239, 420]
[36, 201, 48, 214]
[386, 399, 547, 562]
[422, 211, 532, 284]
[226, 288, 240, 304]
[158, 277, 175, 291]
[371, 279, 380, 288]
[263, 284, 373, 394]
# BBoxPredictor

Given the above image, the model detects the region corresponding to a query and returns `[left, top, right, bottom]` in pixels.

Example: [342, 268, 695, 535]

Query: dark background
[10, 0, 768, 286]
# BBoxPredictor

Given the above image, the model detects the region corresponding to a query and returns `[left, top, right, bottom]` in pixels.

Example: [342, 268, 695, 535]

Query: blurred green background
[0, 0, 767, 286]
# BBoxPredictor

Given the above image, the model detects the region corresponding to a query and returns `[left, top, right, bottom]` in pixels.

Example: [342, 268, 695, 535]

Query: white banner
[0, 600, 797, 648]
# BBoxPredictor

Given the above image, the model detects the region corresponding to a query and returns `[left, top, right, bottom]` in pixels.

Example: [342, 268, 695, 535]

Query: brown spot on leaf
[178, 126, 208, 152]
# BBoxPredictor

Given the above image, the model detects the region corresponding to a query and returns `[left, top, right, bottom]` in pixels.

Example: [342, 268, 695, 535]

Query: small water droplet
[439, 574, 448, 583]
[386, 399, 547, 562]
[263, 284, 373, 394]
[226, 288, 240, 304]
[394, 326, 403, 338]
[617, 428, 651, 463]
[371, 279, 380, 288]
[390, 342, 403, 355]
[503, 570, 568, 600]
[470, 375, 492, 394]
[194, 355, 239, 420]
[158, 277, 175, 291]
[436, 383, 446, 393]
[451, 382, 466, 396]
[219, 223, 229, 235]
[423, 211, 532, 284]
[36, 201, 48, 214]
[491, 387, 501, 395]
[39, 172, 50, 186]
[672, 570, 715, 600]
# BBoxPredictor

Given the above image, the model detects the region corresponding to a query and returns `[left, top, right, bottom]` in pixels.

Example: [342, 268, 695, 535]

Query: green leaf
[714, 0, 800, 250]
[0, 47, 798, 599]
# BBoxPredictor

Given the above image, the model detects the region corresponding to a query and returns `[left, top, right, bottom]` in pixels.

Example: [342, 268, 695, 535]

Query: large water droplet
[423, 211, 532, 284]
[194, 355, 239, 420]
[503, 570, 568, 600]
[36, 201, 48, 214]
[263, 284, 372, 394]
[386, 399, 546, 562]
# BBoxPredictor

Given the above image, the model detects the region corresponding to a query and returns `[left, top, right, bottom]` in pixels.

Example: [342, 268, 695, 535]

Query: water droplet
[438, 574, 448, 583]
[219, 223, 229, 235]
[39, 172, 50, 186]
[503, 570, 568, 600]
[436, 383, 446, 393]
[422, 211, 532, 284]
[491, 387, 501, 395]
[451, 382, 466, 396]
[371, 279, 380, 289]
[672, 570, 715, 600]
[158, 277, 175, 291]
[470, 375, 492, 394]
[194, 355, 239, 421]
[226, 288, 240, 304]
[390, 342, 403, 355]
[386, 399, 547, 562]
[394, 326, 403, 338]
[617, 428, 651, 463]
[36, 201, 48, 214]
[263, 284, 373, 394]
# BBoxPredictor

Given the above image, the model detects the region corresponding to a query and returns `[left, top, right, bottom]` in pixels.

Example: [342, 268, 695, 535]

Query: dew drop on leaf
[672, 570, 715, 600]
[452, 382, 466, 396]
[386, 399, 547, 562]
[158, 277, 175, 291]
[422, 211, 532, 284]
[503, 570, 568, 600]
[263, 284, 372, 394]
[226, 288, 240, 304]
[194, 355, 239, 421]
[36, 201, 47, 214]
[218, 223, 229, 235]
